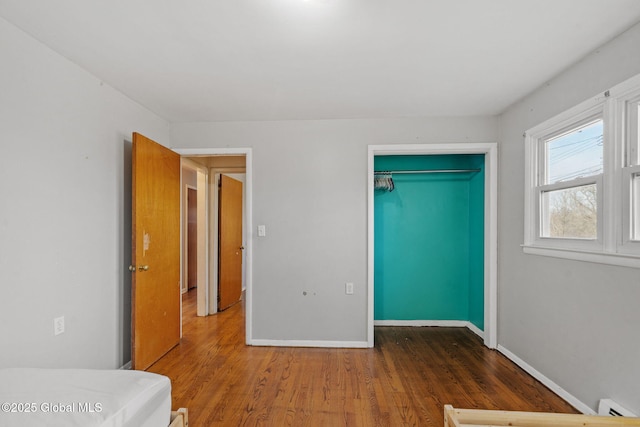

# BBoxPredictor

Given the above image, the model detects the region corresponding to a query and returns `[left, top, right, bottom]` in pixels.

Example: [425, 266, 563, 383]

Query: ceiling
[2, 0, 640, 123]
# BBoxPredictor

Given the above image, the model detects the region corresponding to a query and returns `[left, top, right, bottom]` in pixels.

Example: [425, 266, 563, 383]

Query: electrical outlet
[54, 316, 65, 336]
[345, 282, 354, 295]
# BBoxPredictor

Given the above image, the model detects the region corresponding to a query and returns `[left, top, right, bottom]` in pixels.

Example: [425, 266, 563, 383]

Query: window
[524, 73, 640, 267]
[540, 119, 603, 241]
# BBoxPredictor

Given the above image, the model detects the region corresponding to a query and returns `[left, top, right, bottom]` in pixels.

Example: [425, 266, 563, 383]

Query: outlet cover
[345, 282, 354, 295]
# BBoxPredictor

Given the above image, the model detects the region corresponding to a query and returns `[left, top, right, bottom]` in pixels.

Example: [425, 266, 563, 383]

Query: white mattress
[0, 368, 171, 427]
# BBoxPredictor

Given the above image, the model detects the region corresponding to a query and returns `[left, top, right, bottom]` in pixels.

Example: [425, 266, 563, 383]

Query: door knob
[138, 265, 149, 272]
[128, 265, 136, 272]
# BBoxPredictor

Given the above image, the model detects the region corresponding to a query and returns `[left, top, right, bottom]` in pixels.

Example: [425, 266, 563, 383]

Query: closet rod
[374, 169, 480, 174]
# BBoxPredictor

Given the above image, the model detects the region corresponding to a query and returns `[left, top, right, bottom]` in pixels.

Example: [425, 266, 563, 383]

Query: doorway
[367, 143, 498, 349]
[176, 148, 254, 345]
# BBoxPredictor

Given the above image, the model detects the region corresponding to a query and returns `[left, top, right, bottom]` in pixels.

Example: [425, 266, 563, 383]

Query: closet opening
[367, 144, 497, 349]
[374, 154, 484, 332]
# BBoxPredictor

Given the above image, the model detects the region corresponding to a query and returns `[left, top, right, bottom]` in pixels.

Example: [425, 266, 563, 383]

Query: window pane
[542, 184, 597, 239]
[546, 120, 603, 184]
[628, 101, 640, 167]
[632, 173, 640, 241]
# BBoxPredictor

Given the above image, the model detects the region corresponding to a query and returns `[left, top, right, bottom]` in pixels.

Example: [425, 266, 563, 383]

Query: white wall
[0, 17, 169, 368]
[171, 117, 498, 343]
[498, 23, 640, 413]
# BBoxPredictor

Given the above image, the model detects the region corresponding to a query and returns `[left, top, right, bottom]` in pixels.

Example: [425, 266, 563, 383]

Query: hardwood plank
[148, 291, 578, 426]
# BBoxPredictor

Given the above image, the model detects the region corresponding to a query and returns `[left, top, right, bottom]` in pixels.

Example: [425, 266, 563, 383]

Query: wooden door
[218, 174, 243, 311]
[131, 132, 181, 370]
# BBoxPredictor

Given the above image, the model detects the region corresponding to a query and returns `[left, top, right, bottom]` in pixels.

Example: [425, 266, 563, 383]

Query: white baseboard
[119, 361, 132, 370]
[250, 339, 370, 348]
[374, 319, 468, 327]
[374, 320, 485, 340]
[497, 344, 593, 415]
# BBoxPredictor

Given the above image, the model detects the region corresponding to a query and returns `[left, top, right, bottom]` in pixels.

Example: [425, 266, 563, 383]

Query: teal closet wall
[374, 155, 484, 330]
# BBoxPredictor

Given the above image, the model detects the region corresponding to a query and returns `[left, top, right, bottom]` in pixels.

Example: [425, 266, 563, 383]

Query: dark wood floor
[147, 290, 577, 426]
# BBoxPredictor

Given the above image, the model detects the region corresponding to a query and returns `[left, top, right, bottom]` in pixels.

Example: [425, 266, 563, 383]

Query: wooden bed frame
[444, 404, 640, 427]
[169, 408, 189, 427]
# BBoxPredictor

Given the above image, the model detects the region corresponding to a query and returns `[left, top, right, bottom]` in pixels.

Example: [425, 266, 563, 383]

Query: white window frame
[523, 73, 640, 268]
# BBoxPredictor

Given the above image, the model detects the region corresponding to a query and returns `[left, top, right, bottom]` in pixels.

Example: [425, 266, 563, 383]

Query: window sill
[522, 245, 640, 269]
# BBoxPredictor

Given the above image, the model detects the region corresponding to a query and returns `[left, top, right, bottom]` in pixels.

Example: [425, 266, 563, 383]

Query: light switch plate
[54, 316, 65, 335]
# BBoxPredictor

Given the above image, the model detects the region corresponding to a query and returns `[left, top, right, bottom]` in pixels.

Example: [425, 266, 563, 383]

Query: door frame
[175, 147, 253, 345]
[367, 143, 498, 349]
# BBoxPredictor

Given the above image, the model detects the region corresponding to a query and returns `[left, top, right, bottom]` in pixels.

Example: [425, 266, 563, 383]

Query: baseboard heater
[598, 399, 637, 417]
